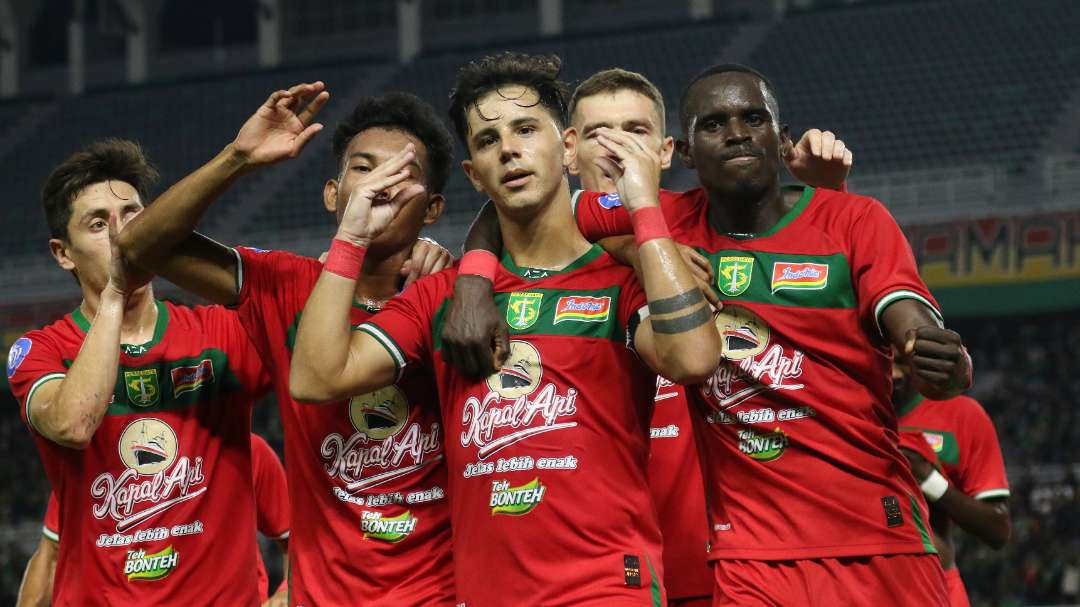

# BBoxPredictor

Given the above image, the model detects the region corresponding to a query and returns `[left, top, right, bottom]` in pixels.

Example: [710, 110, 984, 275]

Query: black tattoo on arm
[649, 306, 712, 334]
[648, 289, 705, 316]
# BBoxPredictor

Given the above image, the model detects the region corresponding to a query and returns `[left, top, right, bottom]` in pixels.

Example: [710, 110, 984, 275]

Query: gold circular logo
[118, 418, 178, 476]
[486, 340, 543, 399]
[714, 305, 771, 361]
[349, 385, 409, 440]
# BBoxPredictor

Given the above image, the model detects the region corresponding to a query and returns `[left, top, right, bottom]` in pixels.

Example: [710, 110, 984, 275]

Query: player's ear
[675, 138, 695, 169]
[563, 126, 579, 173]
[49, 238, 76, 272]
[461, 159, 484, 193]
[423, 193, 446, 226]
[659, 135, 675, 170]
[323, 179, 339, 214]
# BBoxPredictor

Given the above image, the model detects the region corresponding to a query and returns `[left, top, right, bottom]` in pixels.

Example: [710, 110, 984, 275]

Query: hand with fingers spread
[592, 127, 662, 212]
[401, 237, 454, 288]
[902, 326, 972, 400]
[337, 145, 426, 247]
[232, 81, 330, 168]
[105, 215, 151, 298]
[784, 128, 853, 191]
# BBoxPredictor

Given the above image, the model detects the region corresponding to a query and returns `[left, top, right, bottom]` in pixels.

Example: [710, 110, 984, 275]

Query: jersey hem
[705, 541, 936, 561]
[356, 322, 406, 382]
[873, 289, 943, 336]
[25, 372, 65, 434]
[974, 488, 1010, 500]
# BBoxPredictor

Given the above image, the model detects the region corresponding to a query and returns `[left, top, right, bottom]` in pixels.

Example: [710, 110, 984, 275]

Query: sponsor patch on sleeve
[7, 337, 31, 378]
[597, 193, 622, 209]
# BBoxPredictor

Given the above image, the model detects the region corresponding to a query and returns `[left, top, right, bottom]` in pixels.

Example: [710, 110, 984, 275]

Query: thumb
[903, 329, 917, 355]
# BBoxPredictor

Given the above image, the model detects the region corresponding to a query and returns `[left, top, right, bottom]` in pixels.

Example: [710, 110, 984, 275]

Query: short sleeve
[954, 399, 1010, 501]
[7, 331, 67, 434]
[356, 270, 452, 381]
[848, 198, 942, 336]
[43, 491, 60, 542]
[250, 434, 290, 540]
[617, 272, 649, 352]
[233, 246, 322, 348]
[573, 190, 634, 242]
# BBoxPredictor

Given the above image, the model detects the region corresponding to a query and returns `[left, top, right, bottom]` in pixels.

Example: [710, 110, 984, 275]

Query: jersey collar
[500, 244, 604, 281]
[71, 299, 169, 357]
[721, 185, 814, 240]
[895, 393, 925, 418]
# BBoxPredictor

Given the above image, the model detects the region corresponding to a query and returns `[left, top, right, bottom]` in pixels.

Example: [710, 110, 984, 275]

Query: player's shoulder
[932, 394, 993, 423]
[806, 186, 892, 223]
[402, 264, 459, 299]
[235, 245, 320, 273]
[7, 316, 78, 370]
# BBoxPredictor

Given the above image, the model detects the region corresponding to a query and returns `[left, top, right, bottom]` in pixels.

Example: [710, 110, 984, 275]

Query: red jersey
[232, 247, 454, 606]
[9, 301, 266, 606]
[360, 242, 666, 606]
[899, 393, 1010, 502]
[576, 186, 943, 560]
[250, 433, 290, 599]
[40, 433, 290, 600]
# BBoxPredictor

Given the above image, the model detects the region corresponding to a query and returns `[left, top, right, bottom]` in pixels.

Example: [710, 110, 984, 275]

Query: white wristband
[920, 469, 949, 502]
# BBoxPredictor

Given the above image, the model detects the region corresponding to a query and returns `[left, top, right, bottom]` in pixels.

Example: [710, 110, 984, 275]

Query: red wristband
[630, 206, 671, 246]
[323, 238, 367, 280]
[459, 249, 498, 281]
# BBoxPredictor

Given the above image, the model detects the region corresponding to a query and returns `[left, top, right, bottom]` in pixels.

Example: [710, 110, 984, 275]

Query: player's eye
[631, 127, 649, 135]
[477, 135, 496, 149]
[352, 165, 372, 173]
[701, 119, 722, 132]
[747, 113, 766, 127]
[518, 125, 536, 136]
[89, 219, 107, 231]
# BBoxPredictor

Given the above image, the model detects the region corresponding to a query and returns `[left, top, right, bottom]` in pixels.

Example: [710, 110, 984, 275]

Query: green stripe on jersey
[432, 286, 628, 351]
[63, 348, 245, 416]
[646, 554, 662, 607]
[697, 249, 855, 309]
[908, 493, 938, 554]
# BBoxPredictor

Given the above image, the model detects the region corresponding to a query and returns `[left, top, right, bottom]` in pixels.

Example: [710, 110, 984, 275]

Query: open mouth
[501, 169, 534, 188]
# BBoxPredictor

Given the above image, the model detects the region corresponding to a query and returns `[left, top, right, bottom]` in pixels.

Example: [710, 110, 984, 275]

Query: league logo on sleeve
[597, 193, 622, 209]
[7, 337, 31, 378]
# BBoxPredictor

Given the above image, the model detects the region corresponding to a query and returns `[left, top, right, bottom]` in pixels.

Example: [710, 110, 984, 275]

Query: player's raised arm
[289, 145, 423, 402]
[439, 200, 511, 379]
[593, 127, 721, 384]
[117, 82, 329, 305]
[28, 218, 139, 448]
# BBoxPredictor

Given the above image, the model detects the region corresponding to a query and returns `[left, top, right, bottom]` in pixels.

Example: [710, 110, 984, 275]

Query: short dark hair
[570, 68, 666, 134]
[41, 139, 159, 240]
[679, 64, 781, 134]
[333, 92, 455, 194]
[448, 51, 570, 146]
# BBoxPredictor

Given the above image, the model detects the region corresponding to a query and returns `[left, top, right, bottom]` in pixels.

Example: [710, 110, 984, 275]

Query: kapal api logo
[91, 418, 206, 533]
[702, 305, 805, 409]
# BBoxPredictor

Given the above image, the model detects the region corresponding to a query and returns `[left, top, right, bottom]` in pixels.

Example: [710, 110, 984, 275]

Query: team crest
[506, 292, 543, 331]
[717, 256, 754, 297]
[349, 385, 409, 440]
[714, 306, 771, 361]
[125, 368, 161, 407]
[118, 418, 178, 476]
[486, 340, 543, 399]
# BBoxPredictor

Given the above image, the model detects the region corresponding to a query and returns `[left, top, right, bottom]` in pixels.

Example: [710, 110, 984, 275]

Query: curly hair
[448, 51, 570, 146]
